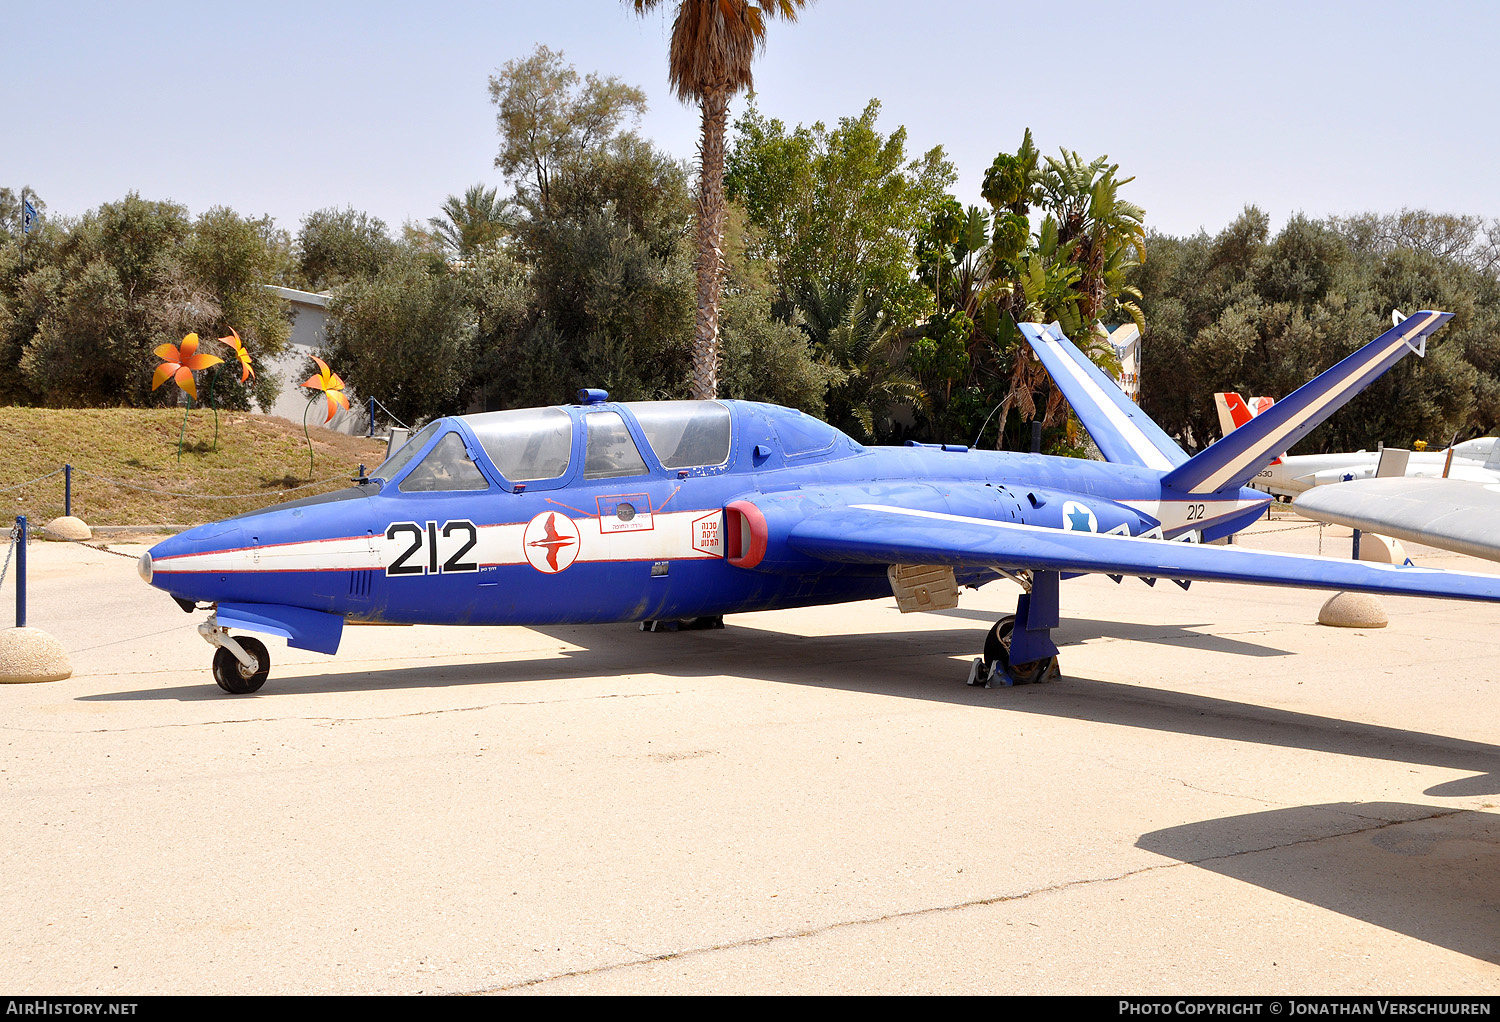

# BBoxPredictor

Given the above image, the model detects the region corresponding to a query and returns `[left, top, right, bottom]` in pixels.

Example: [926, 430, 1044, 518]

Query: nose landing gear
[199, 615, 270, 694]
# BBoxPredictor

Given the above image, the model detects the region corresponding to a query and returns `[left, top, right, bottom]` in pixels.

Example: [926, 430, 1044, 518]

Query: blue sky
[8, 1, 1498, 240]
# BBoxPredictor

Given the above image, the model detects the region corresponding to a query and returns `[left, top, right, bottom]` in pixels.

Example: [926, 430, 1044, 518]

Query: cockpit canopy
[371, 399, 851, 492]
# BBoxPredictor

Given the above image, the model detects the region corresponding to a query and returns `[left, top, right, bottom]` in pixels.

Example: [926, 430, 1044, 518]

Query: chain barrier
[1250, 521, 1326, 535]
[2, 466, 349, 521]
[0, 469, 63, 495]
[0, 520, 16, 592]
[1, 467, 355, 559]
[72, 470, 347, 500]
[64, 537, 141, 560]
[368, 397, 410, 431]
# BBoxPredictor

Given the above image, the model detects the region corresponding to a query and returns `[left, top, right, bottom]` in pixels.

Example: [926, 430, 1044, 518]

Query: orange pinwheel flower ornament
[218, 328, 255, 382]
[151, 333, 223, 401]
[302, 355, 349, 423]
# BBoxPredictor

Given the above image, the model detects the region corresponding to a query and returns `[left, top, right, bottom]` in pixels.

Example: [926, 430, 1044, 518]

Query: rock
[0, 627, 73, 683]
[1356, 533, 1406, 565]
[1317, 592, 1388, 629]
[43, 516, 91, 542]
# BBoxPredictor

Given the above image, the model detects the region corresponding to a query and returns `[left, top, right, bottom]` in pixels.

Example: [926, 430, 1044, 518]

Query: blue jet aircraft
[139, 310, 1500, 694]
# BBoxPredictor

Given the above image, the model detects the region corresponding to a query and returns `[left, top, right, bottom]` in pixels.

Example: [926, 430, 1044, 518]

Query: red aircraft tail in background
[1214, 393, 1281, 465]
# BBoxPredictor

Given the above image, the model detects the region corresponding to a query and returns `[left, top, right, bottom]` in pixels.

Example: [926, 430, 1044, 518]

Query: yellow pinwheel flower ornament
[218, 328, 255, 383]
[302, 355, 350, 423]
[151, 333, 223, 401]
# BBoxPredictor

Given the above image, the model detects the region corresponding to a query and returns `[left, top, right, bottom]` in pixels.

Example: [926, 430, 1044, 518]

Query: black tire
[983, 616, 1015, 666]
[212, 637, 269, 694]
[983, 616, 1050, 685]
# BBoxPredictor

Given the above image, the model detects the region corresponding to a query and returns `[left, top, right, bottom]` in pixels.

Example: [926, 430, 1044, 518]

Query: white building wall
[262, 286, 368, 436]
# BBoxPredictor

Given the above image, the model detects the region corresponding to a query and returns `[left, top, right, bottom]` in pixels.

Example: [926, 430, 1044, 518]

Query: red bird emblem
[523, 512, 580, 573]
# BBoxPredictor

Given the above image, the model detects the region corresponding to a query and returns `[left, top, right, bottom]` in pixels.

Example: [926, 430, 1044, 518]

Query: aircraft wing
[1293, 478, 1500, 563]
[786, 503, 1500, 603]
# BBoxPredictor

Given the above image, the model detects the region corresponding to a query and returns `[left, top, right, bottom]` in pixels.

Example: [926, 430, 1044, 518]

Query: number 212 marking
[386, 520, 479, 576]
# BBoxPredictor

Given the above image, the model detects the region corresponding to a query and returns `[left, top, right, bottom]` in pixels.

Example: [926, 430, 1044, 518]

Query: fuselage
[143, 399, 1270, 627]
[1250, 446, 1500, 498]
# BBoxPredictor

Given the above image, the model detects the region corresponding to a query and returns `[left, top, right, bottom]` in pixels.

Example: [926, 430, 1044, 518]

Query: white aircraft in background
[1214, 391, 1500, 498]
[1294, 476, 1500, 564]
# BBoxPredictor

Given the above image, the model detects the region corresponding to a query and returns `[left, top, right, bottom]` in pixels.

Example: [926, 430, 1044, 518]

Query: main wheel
[212, 637, 269, 694]
[983, 616, 1051, 685]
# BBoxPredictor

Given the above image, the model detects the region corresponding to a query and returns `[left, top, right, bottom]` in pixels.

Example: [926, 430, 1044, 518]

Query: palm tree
[631, 0, 812, 399]
[798, 279, 926, 442]
[427, 184, 515, 259]
[1038, 150, 1146, 324]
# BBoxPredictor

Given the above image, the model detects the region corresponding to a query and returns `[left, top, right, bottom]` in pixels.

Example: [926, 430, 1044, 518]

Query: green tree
[1330, 208, 1500, 277]
[1131, 207, 1500, 454]
[0, 193, 291, 409]
[727, 98, 955, 328]
[1038, 149, 1146, 325]
[320, 251, 475, 427]
[474, 104, 698, 410]
[489, 44, 648, 218]
[716, 201, 836, 413]
[296, 207, 399, 291]
[631, 0, 813, 400]
[903, 131, 1146, 451]
[426, 184, 514, 258]
[182, 207, 292, 409]
[797, 279, 924, 442]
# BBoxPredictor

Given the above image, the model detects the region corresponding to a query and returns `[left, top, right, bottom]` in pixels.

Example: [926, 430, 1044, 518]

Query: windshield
[371, 421, 441, 481]
[398, 432, 490, 492]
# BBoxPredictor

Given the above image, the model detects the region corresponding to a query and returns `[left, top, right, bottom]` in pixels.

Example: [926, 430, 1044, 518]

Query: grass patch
[0, 407, 390, 527]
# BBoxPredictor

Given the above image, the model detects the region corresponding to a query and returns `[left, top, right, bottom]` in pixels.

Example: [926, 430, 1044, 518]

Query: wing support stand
[966, 570, 1062, 688]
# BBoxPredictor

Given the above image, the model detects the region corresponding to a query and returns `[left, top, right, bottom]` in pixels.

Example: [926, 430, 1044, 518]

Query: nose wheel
[212, 636, 269, 694]
[199, 614, 271, 694]
[967, 615, 1058, 688]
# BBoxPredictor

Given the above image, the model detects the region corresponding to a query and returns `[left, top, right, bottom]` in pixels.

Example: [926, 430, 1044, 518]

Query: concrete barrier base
[0, 627, 73, 683]
[43, 516, 91, 541]
[1317, 591, 1388, 628]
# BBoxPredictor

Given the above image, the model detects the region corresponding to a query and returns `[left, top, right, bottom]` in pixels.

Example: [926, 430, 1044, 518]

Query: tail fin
[1214, 393, 1282, 464]
[1214, 393, 1251, 437]
[1162, 311, 1452, 496]
[1018, 322, 1187, 470]
[1484, 437, 1500, 472]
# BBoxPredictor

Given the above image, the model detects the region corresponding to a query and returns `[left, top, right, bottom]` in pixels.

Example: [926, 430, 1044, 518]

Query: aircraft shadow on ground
[93, 617, 1500, 796]
[935, 608, 1293, 658]
[1138, 803, 1500, 965]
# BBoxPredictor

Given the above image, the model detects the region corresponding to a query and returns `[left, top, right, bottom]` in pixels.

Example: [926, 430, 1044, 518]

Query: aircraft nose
[145, 522, 247, 591]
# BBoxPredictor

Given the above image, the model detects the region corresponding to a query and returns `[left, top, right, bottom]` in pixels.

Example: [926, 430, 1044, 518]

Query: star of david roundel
[1061, 500, 1098, 533]
[523, 511, 581, 573]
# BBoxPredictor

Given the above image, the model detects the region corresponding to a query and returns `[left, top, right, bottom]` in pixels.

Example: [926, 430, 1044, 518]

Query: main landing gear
[199, 615, 270, 694]
[966, 615, 1059, 687]
[639, 616, 724, 632]
[966, 570, 1063, 688]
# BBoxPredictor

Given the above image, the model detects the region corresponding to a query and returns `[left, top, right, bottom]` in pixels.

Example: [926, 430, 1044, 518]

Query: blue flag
[22, 198, 37, 235]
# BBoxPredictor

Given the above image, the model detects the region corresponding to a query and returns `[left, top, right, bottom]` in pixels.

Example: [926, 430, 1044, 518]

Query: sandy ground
[0, 512, 1497, 995]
